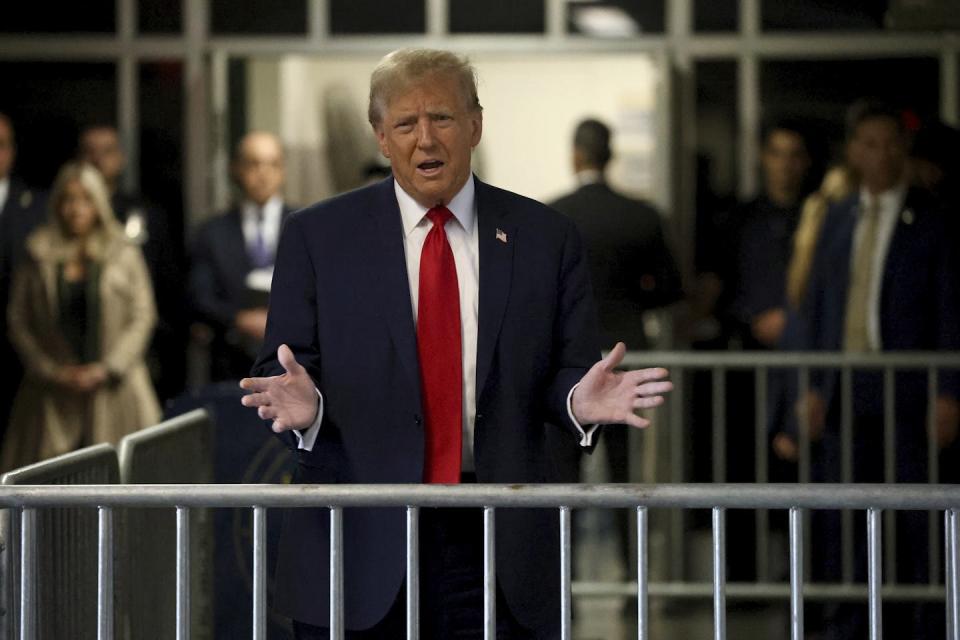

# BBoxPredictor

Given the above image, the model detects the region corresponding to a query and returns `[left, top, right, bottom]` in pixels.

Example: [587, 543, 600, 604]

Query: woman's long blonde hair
[45, 162, 124, 261]
[785, 164, 857, 309]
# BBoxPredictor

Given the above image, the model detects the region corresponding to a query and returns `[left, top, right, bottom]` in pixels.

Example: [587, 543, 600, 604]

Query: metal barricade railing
[1, 483, 959, 640]
[0, 444, 120, 640]
[117, 409, 215, 640]
[619, 351, 960, 593]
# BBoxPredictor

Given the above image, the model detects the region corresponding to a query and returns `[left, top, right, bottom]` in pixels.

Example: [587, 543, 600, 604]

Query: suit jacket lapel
[475, 179, 515, 403]
[226, 209, 253, 273]
[369, 180, 423, 405]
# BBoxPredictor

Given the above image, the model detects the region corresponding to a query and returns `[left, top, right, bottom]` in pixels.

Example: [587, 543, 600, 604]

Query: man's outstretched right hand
[240, 344, 319, 433]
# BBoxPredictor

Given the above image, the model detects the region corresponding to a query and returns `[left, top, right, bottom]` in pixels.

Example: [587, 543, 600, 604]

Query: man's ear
[470, 112, 483, 149]
[374, 125, 391, 159]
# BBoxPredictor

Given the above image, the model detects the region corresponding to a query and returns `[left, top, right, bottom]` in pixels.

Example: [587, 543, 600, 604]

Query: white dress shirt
[295, 177, 598, 463]
[0, 177, 10, 214]
[852, 184, 906, 351]
[240, 194, 284, 261]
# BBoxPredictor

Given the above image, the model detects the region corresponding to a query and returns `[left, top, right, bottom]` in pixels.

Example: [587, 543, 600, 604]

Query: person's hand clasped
[571, 342, 673, 428]
[240, 344, 319, 433]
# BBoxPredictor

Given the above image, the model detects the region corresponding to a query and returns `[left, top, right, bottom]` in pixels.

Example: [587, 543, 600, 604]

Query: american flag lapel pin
[496, 228, 508, 243]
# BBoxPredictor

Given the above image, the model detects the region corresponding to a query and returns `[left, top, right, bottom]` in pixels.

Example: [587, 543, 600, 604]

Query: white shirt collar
[858, 182, 907, 216]
[0, 177, 10, 212]
[242, 194, 283, 222]
[575, 169, 603, 187]
[395, 176, 476, 237]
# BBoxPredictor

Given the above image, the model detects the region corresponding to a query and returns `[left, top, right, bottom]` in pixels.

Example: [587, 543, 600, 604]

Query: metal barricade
[0, 444, 120, 640]
[117, 409, 214, 640]
[1, 483, 959, 640]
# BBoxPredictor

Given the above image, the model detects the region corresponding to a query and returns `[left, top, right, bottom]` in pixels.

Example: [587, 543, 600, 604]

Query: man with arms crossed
[241, 49, 672, 639]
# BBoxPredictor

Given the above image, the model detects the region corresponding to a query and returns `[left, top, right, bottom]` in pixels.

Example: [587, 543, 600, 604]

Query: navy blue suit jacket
[797, 188, 959, 465]
[252, 177, 602, 633]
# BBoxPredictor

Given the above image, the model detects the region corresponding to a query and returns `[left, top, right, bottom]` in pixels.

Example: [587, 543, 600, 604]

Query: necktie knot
[426, 206, 453, 229]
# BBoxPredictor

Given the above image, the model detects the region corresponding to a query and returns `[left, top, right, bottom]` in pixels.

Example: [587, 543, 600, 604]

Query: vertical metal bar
[867, 508, 882, 640]
[941, 48, 959, 126]
[97, 506, 114, 640]
[712, 367, 726, 483]
[945, 511, 955, 639]
[841, 366, 854, 584]
[545, 0, 564, 40]
[712, 507, 726, 640]
[754, 366, 770, 582]
[252, 507, 266, 640]
[117, 0, 139, 193]
[406, 506, 420, 640]
[183, 0, 210, 228]
[637, 507, 649, 640]
[559, 507, 572, 640]
[176, 506, 191, 640]
[20, 508, 36, 640]
[950, 510, 960, 639]
[330, 507, 344, 640]
[798, 366, 812, 580]
[883, 367, 896, 584]
[425, 0, 447, 36]
[789, 507, 804, 640]
[670, 368, 686, 581]
[483, 507, 496, 640]
[928, 367, 940, 586]
[308, 0, 329, 43]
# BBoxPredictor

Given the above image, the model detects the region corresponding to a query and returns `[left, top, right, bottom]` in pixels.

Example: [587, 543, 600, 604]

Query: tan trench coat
[2, 226, 161, 471]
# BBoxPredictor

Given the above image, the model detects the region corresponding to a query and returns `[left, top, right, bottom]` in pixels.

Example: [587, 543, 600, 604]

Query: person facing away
[78, 124, 184, 401]
[0, 112, 48, 447]
[1, 162, 160, 472]
[188, 131, 295, 383]
[238, 48, 673, 639]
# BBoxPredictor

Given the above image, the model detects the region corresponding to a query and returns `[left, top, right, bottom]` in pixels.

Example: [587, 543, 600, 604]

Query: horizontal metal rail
[572, 581, 947, 602]
[620, 351, 960, 369]
[3, 483, 960, 510]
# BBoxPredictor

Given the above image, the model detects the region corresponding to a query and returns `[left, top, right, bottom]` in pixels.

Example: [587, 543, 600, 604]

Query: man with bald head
[189, 131, 293, 381]
[240, 49, 672, 639]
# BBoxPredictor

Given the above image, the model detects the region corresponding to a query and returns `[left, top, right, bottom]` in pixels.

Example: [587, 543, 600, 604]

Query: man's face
[374, 73, 482, 208]
[0, 119, 14, 180]
[234, 134, 285, 206]
[850, 116, 906, 193]
[761, 129, 810, 198]
[79, 127, 125, 187]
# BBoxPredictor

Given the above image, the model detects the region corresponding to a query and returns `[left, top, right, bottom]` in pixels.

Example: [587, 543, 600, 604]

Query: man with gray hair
[241, 49, 672, 638]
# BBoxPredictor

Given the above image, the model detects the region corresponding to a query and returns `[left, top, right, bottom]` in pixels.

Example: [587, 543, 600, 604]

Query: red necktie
[417, 206, 463, 483]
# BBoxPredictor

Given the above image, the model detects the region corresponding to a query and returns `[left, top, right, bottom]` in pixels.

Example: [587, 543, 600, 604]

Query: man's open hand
[571, 342, 672, 428]
[240, 344, 319, 432]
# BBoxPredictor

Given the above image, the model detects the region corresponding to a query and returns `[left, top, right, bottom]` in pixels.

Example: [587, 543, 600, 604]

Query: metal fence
[1, 483, 960, 640]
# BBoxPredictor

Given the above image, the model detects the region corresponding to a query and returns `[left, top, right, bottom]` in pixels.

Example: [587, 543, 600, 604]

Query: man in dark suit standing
[189, 131, 294, 382]
[790, 101, 959, 640]
[548, 117, 681, 575]
[0, 113, 46, 443]
[240, 49, 672, 639]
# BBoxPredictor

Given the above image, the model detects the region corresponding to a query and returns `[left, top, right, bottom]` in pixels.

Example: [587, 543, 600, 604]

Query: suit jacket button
[414, 415, 422, 425]
[476, 413, 484, 421]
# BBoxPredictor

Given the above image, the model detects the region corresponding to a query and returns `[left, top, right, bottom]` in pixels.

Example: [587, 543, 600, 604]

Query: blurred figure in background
[188, 131, 294, 382]
[729, 120, 812, 349]
[1, 162, 160, 471]
[78, 124, 184, 401]
[0, 113, 47, 445]
[549, 117, 682, 576]
[792, 100, 958, 639]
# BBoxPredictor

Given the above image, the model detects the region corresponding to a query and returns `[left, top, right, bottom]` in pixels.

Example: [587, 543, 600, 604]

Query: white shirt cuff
[567, 382, 599, 447]
[294, 389, 324, 451]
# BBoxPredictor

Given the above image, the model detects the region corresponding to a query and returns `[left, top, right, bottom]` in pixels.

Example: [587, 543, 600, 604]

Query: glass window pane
[450, 0, 545, 34]
[761, 0, 886, 31]
[761, 58, 940, 161]
[0, 62, 116, 188]
[330, 0, 425, 34]
[694, 0, 738, 32]
[139, 0, 182, 33]
[210, 0, 307, 35]
[567, 0, 664, 36]
[0, 3, 114, 33]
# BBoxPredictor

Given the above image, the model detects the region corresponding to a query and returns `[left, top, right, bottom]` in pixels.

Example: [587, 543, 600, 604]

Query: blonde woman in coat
[1, 162, 161, 471]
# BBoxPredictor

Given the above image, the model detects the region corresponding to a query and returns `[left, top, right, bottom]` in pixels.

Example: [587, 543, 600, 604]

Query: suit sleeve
[251, 212, 323, 450]
[187, 224, 240, 331]
[544, 218, 604, 444]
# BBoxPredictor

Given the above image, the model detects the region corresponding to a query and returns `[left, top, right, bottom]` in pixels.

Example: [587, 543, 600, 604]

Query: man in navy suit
[189, 131, 294, 382]
[240, 49, 672, 638]
[789, 101, 959, 639]
[0, 113, 46, 444]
